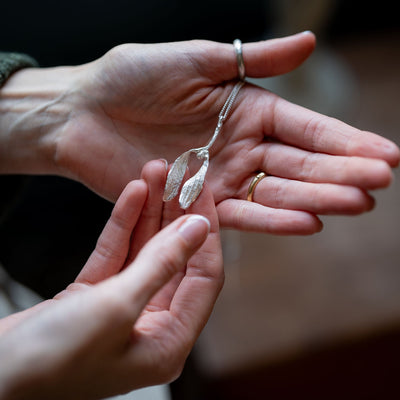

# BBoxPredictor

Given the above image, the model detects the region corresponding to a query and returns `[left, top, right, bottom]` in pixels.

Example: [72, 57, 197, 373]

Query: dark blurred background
[1, 1, 399, 399]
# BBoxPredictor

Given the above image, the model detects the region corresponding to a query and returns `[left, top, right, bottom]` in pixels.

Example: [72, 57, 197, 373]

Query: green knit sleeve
[0, 52, 39, 88]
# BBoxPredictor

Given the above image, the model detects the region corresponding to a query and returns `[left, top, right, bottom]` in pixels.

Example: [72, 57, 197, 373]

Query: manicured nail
[159, 158, 168, 170]
[178, 215, 210, 247]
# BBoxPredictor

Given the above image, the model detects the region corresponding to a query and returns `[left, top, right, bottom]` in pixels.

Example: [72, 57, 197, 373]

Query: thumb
[241, 31, 316, 78]
[203, 31, 316, 82]
[114, 214, 211, 318]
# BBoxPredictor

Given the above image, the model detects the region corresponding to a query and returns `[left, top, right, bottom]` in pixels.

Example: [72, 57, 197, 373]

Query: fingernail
[301, 30, 313, 35]
[159, 158, 168, 170]
[178, 215, 210, 247]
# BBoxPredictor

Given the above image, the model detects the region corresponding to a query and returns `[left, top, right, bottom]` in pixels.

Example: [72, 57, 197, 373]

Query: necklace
[163, 80, 244, 209]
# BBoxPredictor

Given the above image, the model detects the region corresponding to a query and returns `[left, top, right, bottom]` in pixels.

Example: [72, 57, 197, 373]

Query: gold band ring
[247, 172, 267, 202]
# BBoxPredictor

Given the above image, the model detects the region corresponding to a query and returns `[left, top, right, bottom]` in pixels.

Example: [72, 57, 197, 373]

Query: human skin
[0, 160, 224, 400]
[0, 32, 399, 234]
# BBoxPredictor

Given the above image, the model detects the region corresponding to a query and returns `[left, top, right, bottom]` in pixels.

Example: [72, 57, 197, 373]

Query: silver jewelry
[233, 39, 246, 81]
[163, 78, 244, 209]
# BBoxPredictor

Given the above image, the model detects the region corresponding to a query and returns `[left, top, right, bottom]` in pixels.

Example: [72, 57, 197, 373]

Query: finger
[141, 165, 188, 311]
[203, 31, 316, 82]
[75, 179, 147, 284]
[240, 175, 375, 215]
[242, 31, 316, 78]
[126, 159, 168, 264]
[168, 182, 223, 339]
[217, 199, 323, 235]
[257, 142, 394, 190]
[140, 182, 186, 311]
[113, 214, 211, 320]
[146, 180, 221, 312]
[264, 94, 400, 167]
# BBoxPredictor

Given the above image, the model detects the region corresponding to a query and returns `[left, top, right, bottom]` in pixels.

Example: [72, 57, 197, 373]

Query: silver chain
[163, 80, 245, 209]
[203, 80, 245, 151]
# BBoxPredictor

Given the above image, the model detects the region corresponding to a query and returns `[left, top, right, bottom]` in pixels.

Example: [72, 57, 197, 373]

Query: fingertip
[178, 215, 211, 249]
[244, 31, 316, 78]
[348, 132, 400, 169]
[217, 199, 323, 235]
[299, 30, 316, 42]
[385, 142, 400, 168]
[139, 159, 169, 211]
[373, 136, 400, 168]
[366, 194, 376, 212]
[125, 178, 148, 195]
[372, 159, 394, 189]
[116, 178, 148, 210]
[314, 216, 324, 233]
[141, 159, 169, 179]
[293, 29, 317, 56]
[277, 211, 323, 236]
[301, 211, 324, 235]
[159, 158, 169, 170]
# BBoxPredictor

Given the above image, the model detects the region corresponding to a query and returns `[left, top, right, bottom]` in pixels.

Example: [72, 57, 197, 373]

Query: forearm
[0, 65, 80, 176]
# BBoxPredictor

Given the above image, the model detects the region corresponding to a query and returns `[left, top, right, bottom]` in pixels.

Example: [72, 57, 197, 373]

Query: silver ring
[233, 39, 246, 81]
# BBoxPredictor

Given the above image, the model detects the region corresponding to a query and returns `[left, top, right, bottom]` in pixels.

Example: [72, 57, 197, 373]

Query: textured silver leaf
[179, 155, 209, 209]
[163, 81, 244, 208]
[163, 150, 191, 201]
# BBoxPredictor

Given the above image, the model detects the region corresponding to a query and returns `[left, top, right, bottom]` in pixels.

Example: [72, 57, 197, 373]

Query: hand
[0, 160, 223, 400]
[1, 32, 398, 234]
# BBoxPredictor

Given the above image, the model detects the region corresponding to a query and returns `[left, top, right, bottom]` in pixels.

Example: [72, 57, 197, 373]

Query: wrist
[0, 65, 82, 176]
[0, 343, 27, 400]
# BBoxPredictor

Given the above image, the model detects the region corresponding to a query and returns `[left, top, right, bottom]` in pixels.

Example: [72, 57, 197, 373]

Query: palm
[57, 34, 399, 234]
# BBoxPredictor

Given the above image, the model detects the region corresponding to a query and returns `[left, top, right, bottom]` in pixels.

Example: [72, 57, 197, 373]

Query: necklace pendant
[179, 151, 209, 209]
[163, 149, 209, 210]
[163, 81, 244, 209]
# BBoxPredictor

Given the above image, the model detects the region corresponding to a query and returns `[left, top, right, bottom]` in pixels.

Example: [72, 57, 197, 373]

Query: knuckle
[94, 236, 122, 262]
[104, 43, 131, 62]
[303, 116, 328, 151]
[271, 179, 287, 208]
[298, 152, 320, 181]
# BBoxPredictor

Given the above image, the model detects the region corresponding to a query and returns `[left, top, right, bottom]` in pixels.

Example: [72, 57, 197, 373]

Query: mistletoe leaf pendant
[163, 150, 191, 202]
[163, 80, 244, 209]
[179, 152, 209, 209]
